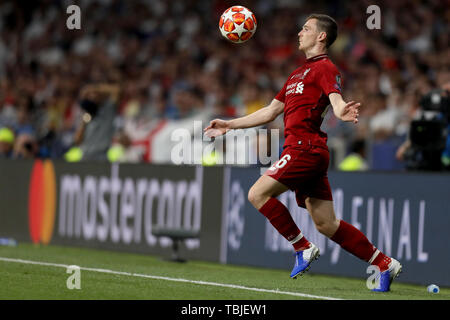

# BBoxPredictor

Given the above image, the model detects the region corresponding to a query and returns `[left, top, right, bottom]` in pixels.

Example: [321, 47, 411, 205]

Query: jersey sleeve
[316, 63, 342, 96]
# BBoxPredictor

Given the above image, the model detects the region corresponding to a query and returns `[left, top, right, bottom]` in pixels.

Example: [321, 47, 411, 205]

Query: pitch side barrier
[0, 159, 224, 262]
[222, 167, 450, 286]
[1, 159, 449, 286]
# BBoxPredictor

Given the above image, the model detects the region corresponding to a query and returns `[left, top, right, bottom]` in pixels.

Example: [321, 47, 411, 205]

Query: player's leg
[304, 197, 340, 238]
[305, 196, 392, 269]
[248, 175, 311, 252]
[248, 175, 319, 278]
[305, 197, 402, 291]
[247, 174, 288, 210]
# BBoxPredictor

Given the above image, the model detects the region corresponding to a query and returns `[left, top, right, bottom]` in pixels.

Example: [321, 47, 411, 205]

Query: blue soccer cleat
[290, 243, 320, 279]
[371, 258, 402, 292]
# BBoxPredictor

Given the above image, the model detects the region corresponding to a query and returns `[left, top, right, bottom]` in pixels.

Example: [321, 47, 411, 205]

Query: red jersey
[275, 54, 342, 150]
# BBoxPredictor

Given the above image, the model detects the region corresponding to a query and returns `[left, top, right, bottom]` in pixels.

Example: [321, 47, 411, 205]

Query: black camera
[405, 89, 449, 171]
[79, 99, 99, 118]
[419, 89, 450, 120]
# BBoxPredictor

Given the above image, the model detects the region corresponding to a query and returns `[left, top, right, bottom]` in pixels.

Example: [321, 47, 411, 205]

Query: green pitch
[0, 243, 448, 300]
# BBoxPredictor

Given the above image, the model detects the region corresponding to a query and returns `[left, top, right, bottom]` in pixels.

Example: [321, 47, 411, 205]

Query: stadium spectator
[12, 132, 38, 159]
[0, 127, 14, 158]
[69, 83, 120, 161]
[338, 139, 368, 171]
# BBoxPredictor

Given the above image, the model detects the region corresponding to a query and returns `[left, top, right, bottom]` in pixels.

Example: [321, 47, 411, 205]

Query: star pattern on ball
[219, 6, 257, 43]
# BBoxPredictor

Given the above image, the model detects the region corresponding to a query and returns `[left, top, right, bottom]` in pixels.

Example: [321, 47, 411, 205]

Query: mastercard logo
[28, 160, 56, 245]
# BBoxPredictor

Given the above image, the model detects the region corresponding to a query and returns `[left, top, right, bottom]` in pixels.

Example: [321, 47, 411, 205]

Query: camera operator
[67, 83, 120, 162]
[396, 80, 450, 171]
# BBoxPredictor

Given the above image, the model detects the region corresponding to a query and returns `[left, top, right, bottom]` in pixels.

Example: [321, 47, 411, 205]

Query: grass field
[0, 243, 449, 301]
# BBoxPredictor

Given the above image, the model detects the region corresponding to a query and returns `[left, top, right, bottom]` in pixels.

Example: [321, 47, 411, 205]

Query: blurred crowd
[0, 0, 449, 169]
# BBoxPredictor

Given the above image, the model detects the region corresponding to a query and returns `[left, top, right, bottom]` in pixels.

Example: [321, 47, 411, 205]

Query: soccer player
[205, 14, 402, 292]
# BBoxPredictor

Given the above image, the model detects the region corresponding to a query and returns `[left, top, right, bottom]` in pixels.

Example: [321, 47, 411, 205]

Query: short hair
[306, 14, 338, 48]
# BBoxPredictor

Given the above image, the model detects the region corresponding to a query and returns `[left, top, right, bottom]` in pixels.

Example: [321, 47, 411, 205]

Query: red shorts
[264, 144, 333, 208]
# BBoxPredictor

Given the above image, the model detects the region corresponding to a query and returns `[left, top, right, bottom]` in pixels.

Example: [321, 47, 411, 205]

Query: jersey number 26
[268, 154, 291, 171]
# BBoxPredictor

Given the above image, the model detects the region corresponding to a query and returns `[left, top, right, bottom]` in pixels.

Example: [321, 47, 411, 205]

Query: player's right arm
[204, 99, 284, 138]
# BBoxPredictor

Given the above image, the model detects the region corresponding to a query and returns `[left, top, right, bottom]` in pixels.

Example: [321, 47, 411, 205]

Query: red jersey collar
[305, 54, 328, 63]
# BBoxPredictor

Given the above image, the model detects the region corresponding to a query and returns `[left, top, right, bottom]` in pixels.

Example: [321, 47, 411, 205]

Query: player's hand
[204, 119, 230, 138]
[340, 101, 360, 124]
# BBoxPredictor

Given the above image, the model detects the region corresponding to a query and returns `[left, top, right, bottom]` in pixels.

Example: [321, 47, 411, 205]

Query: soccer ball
[219, 6, 257, 43]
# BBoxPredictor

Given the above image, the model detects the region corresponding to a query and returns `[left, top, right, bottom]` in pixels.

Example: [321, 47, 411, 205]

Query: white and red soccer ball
[219, 6, 257, 43]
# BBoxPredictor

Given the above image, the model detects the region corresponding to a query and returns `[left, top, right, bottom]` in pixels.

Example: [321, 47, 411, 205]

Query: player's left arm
[317, 63, 360, 124]
[329, 93, 360, 124]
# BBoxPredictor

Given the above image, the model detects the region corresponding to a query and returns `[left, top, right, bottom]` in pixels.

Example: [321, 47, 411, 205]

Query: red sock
[331, 220, 391, 271]
[370, 250, 392, 272]
[259, 198, 310, 251]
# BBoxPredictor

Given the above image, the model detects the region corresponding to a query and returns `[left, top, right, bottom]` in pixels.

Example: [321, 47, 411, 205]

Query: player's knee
[247, 187, 258, 207]
[248, 187, 266, 209]
[314, 221, 327, 235]
[315, 220, 338, 238]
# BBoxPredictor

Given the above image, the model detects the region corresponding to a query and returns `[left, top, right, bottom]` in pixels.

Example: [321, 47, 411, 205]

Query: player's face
[298, 19, 320, 51]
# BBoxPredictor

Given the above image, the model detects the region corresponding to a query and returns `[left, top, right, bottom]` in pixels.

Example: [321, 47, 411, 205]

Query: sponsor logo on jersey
[301, 68, 310, 79]
[286, 81, 304, 96]
[290, 68, 311, 80]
